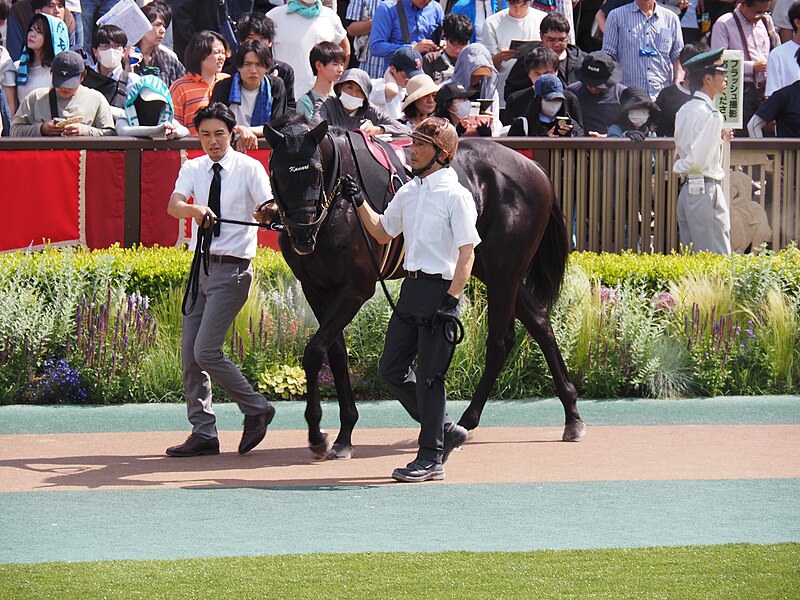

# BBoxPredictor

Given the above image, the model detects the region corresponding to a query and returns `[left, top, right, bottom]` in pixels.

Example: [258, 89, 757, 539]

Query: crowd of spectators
[0, 0, 798, 138]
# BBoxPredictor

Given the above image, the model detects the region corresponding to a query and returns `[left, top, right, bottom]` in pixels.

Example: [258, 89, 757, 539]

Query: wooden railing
[2, 137, 799, 253]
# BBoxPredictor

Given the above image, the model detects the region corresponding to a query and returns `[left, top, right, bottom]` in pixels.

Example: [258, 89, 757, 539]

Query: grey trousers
[379, 278, 458, 464]
[677, 177, 731, 254]
[181, 261, 271, 439]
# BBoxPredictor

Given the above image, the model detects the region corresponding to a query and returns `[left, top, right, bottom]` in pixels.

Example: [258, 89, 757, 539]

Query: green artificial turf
[1, 543, 797, 599]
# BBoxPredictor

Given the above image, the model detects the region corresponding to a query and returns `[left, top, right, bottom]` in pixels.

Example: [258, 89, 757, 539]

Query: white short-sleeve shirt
[172, 148, 273, 259]
[270, 5, 348, 100]
[380, 166, 481, 280]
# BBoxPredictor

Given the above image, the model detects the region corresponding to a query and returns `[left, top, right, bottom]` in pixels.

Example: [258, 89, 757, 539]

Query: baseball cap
[390, 47, 424, 78]
[51, 51, 86, 88]
[578, 51, 622, 89]
[435, 82, 470, 106]
[534, 74, 565, 100]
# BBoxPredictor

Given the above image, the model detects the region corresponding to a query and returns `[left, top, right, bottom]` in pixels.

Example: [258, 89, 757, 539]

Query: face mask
[98, 47, 124, 69]
[540, 99, 563, 118]
[451, 100, 470, 120]
[628, 109, 650, 127]
[339, 91, 364, 111]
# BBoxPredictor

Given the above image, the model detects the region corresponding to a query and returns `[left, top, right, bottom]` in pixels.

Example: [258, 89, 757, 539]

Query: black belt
[209, 254, 250, 265]
[407, 270, 443, 280]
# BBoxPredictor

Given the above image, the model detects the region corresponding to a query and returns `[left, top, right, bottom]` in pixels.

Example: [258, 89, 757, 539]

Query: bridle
[268, 133, 342, 242]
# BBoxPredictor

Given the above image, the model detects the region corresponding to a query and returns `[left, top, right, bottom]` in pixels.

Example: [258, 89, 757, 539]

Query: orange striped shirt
[169, 72, 230, 135]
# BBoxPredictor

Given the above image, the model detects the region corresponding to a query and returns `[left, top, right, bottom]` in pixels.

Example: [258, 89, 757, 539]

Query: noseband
[269, 133, 342, 241]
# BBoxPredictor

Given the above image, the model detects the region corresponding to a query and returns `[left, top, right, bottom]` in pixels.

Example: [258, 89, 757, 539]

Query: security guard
[673, 47, 734, 254]
[342, 117, 481, 483]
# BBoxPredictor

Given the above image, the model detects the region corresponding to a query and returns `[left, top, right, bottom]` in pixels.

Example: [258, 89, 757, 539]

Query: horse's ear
[309, 120, 329, 145]
[264, 124, 285, 149]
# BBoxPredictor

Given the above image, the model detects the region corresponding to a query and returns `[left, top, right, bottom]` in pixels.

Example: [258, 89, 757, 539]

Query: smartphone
[556, 116, 570, 127]
[477, 99, 493, 113]
[469, 102, 480, 117]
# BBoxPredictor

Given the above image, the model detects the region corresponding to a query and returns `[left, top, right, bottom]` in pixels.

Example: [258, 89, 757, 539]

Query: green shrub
[5, 245, 800, 403]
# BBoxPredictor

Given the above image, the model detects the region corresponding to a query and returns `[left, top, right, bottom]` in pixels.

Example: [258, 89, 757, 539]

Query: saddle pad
[346, 130, 410, 279]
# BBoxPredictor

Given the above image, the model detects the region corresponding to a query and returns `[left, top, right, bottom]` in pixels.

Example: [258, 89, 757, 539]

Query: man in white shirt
[166, 102, 277, 458]
[269, 0, 350, 100]
[342, 117, 480, 482]
[369, 46, 423, 119]
[482, 0, 547, 107]
[765, 1, 800, 97]
[673, 48, 734, 254]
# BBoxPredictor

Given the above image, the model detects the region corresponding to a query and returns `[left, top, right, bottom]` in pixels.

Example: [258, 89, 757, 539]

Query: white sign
[715, 50, 744, 130]
[96, 0, 153, 47]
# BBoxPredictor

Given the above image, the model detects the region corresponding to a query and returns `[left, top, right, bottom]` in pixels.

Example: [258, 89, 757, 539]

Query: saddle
[345, 130, 411, 279]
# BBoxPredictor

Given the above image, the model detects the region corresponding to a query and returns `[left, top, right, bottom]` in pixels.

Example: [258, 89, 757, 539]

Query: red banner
[84, 150, 126, 249]
[2, 150, 80, 251]
[2, 146, 285, 253]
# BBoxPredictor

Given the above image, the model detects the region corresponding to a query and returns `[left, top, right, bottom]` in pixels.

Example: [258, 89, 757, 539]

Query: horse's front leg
[302, 286, 369, 459]
[326, 332, 357, 459]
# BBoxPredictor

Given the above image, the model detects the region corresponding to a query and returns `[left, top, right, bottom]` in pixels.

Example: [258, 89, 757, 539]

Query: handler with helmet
[342, 117, 481, 482]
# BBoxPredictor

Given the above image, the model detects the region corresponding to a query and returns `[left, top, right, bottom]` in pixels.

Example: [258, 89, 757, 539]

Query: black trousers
[379, 278, 457, 464]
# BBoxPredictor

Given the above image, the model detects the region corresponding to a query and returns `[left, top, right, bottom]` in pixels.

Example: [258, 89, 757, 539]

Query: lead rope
[181, 215, 274, 316]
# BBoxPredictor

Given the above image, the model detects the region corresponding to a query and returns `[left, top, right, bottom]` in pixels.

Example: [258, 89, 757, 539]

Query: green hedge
[4, 245, 800, 404]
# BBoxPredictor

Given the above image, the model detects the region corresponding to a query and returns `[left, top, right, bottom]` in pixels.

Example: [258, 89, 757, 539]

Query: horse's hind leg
[458, 283, 520, 431]
[515, 286, 586, 441]
[326, 332, 358, 459]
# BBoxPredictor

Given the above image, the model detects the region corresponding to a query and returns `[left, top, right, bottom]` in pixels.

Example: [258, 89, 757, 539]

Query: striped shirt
[347, 0, 384, 79]
[602, 2, 683, 100]
[169, 72, 230, 136]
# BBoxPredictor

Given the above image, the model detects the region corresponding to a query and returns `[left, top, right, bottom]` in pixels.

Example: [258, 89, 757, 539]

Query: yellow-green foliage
[258, 364, 306, 399]
[756, 286, 798, 388]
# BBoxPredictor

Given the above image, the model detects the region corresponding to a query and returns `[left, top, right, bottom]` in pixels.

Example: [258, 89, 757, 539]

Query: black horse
[264, 117, 585, 459]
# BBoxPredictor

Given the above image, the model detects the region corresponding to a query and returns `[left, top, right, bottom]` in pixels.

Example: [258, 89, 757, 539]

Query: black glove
[433, 293, 459, 322]
[341, 174, 364, 207]
[624, 129, 646, 142]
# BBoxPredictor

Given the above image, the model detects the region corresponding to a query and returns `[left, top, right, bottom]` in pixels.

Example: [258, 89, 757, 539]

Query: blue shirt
[369, 0, 444, 72]
[602, 2, 683, 100]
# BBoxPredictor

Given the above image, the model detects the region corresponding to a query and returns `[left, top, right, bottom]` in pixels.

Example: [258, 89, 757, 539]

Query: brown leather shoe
[166, 434, 220, 457]
[239, 404, 276, 455]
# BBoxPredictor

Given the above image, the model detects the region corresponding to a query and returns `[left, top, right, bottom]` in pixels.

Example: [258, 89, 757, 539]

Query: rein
[181, 214, 269, 316]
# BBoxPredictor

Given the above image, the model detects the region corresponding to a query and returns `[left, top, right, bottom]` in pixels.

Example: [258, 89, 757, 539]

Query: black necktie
[209, 163, 222, 237]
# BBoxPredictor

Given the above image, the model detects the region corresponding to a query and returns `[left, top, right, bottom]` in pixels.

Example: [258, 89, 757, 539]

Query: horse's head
[265, 120, 332, 255]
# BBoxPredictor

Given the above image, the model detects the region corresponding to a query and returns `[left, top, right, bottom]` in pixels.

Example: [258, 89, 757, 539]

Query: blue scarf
[229, 73, 272, 127]
[16, 14, 69, 86]
[286, 0, 322, 19]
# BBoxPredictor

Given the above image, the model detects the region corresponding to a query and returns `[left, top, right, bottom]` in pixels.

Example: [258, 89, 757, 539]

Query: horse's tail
[525, 196, 569, 308]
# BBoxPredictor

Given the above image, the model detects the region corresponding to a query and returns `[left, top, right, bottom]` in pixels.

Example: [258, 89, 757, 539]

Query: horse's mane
[271, 111, 311, 131]
[270, 112, 348, 139]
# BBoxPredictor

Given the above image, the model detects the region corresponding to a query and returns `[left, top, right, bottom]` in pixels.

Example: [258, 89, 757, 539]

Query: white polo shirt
[172, 147, 272, 259]
[380, 166, 481, 281]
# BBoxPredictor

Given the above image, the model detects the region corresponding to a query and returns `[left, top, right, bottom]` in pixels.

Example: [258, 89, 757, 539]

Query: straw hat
[401, 74, 440, 111]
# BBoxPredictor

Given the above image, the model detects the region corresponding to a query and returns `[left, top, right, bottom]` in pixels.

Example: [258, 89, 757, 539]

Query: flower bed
[3, 245, 800, 403]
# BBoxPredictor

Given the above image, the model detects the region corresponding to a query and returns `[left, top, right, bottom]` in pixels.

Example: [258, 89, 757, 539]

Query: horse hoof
[562, 420, 586, 442]
[309, 431, 332, 460]
[327, 444, 354, 460]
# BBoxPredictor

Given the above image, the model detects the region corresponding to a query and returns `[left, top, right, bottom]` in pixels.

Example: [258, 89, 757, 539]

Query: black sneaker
[391, 460, 445, 483]
[166, 434, 220, 457]
[443, 423, 468, 463]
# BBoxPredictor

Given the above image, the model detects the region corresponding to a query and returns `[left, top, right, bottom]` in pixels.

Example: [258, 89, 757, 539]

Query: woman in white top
[13, 13, 69, 108]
